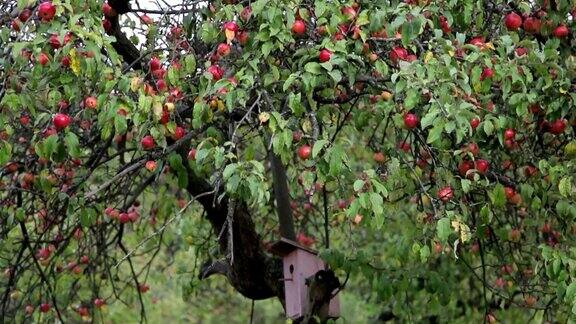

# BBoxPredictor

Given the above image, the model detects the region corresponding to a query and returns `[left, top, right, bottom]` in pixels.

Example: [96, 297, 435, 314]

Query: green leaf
[420, 245, 431, 263]
[375, 60, 389, 77]
[184, 54, 197, 74]
[353, 180, 364, 192]
[401, 21, 413, 47]
[312, 139, 329, 158]
[404, 89, 420, 109]
[80, 208, 97, 227]
[421, 109, 439, 129]
[251, 0, 267, 14]
[64, 132, 81, 158]
[223, 163, 238, 179]
[437, 218, 452, 242]
[370, 192, 384, 216]
[567, 282, 576, 300]
[261, 42, 274, 57]
[427, 121, 445, 144]
[43, 135, 59, 158]
[304, 62, 323, 75]
[0, 141, 12, 165]
[489, 184, 506, 208]
[483, 120, 494, 136]
[114, 115, 128, 135]
[461, 179, 472, 193]
[328, 70, 342, 84]
[283, 73, 299, 91]
[559, 177, 572, 198]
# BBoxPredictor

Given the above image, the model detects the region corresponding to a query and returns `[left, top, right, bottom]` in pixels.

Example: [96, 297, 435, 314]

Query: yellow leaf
[152, 99, 163, 119]
[130, 77, 142, 92]
[424, 51, 433, 64]
[258, 112, 270, 124]
[448, 50, 455, 57]
[473, 82, 481, 93]
[302, 120, 312, 133]
[460, 224, 471, 243]
[451, 220, 461, 232]
[225, 30, 235, 44]
[69, 48, 81, 76]
[484, 42, 495, 50]
[560, 88, 567, 94]
[451, 219, 471, 243]
[217, 100, 226, 112]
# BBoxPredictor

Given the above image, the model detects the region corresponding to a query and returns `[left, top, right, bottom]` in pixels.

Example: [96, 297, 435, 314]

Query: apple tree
[1, 0, 576, 322]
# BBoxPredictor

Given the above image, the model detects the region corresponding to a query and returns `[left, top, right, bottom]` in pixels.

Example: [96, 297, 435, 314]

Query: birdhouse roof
[269, 237, 318, 257]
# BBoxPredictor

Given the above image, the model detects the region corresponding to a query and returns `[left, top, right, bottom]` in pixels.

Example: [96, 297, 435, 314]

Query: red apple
[438, 186, 454, 202]
[390, 46, 408, 64]
[77, 307, 89, 317]
[49, 34, 62, 49]
[140, 14, 153, 25]
[38, 1, 56, 22]
[504, 12, 522, 31]
[504, 187, 516, 200]
[102, 19, 112, 33]
[319, 49, 332, 63]
[19, 9, 32, 22]
[469, 36, 485, 47]
[341, 6, 357, 20]
[439, 15, 451, 33]
[237, 31, 249, 45]
[170, 26, 183, 39]
[84, 96, 97, 109]
[240, 7, 252, 22]
[118, 212, 131, 223]
[38, 53, 50, 66]
[61, 56, 71, 67]
[208, 65, 224, 80]
[515, 47, 528, 56]
[480, 67, 494, 80]
[53, 113, 71, 130]
[172, 126, 186, 140]
[217, 43, 231, 57]
[298, 145, 312, 160]
[145, 160, 157, 172]
[94, 298, 105, 308]
[39, 303, 51, 313]
[467, 142, 480, 156]
[223, 21, 239, 32]
[475, 159, 490, 174]
[11, 19, 22, 31]
[403, 113, 419, 129]
[504, 128, 515, 140]
[470, 117, 480, 130]
[156, 79, 167, 92]
[139, 283, 150, 293]
[20, 115, 30, 125]
[523, 17, 541, 34]
[187, 148, 197, 160]
[550, 118, 567, 135]
[141, 135, 156, 150]
[150, 57, 162, 71]
[553, 25, 569, 38]
[373, 152, 385, 163]
[458, 160, 473, 177]
[102, 2, 117, 17]
[292, 19, 306, 35]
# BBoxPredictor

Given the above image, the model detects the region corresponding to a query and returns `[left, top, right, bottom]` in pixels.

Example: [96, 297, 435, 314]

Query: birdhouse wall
[283, 249, 340, 319]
